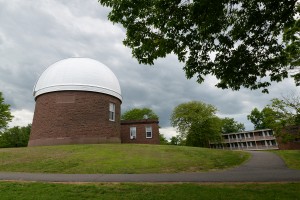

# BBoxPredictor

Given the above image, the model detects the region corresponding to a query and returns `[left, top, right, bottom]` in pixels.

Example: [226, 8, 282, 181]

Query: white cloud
[9, 109, 33, 127]
[159, 127, 178, 140]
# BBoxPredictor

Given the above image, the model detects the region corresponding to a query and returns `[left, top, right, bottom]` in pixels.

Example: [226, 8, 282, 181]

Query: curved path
[0, 151, 300, 182]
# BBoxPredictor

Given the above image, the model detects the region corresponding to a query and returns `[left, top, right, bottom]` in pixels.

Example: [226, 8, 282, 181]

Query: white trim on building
[210, 129, 279, 150]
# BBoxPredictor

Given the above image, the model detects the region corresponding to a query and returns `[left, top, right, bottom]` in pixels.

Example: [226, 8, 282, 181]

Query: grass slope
[273, 150, 300, 170]
[0, 144, 249, 174]
[0, 182, 299, 200]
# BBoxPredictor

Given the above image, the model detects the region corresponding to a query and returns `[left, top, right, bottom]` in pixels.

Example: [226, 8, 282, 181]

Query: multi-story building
[210, 129, 279, 150]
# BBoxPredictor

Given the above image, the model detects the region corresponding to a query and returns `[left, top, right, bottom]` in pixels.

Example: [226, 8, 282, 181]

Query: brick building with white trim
[29, 58, 159, 146]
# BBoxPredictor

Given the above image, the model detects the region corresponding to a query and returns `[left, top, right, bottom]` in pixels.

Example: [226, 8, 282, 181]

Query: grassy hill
[273, 150, 300, 169]
[0, 144, 250, 174]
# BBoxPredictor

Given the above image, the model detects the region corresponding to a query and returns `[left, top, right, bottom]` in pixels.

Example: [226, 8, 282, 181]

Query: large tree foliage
[121, 107, 159, 120]
[247, 94, 300, 130]
[247, 107, 281, 130]
[99, 0, 299, 92]
[221, 117, 245, 133]
[0, 92, 13, 130]
[284, 5, 300, 85]
[170, 101, 222, 147]
[0, 124, 31, 148]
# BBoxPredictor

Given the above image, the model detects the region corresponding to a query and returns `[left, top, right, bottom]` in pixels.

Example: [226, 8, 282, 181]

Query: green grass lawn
[273, 150, 300, 170]
[0, 182, 299, 200]
[0, 144, 249, 174]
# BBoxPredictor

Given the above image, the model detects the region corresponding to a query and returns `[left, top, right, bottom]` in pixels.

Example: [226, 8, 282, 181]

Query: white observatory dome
[33, 58, 122, 101]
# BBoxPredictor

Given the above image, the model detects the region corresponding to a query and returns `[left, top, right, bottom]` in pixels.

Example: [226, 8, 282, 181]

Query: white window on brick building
[146, 126, 152, 138]
[130, 127, 136, 139]
[109, 103, 115, 121]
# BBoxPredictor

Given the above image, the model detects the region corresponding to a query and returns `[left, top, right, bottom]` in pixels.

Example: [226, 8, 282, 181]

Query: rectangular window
[146, 126, 152, 138]
[269, 131, 273, 136]
[130, 127, 136, 139]
[109, 103, 115, 121]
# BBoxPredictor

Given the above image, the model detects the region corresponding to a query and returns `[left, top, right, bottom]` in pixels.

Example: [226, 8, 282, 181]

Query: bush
[0, 124, 31, 148]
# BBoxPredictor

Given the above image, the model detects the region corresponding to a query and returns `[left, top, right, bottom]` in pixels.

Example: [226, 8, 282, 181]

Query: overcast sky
[0, 0, 299, 139]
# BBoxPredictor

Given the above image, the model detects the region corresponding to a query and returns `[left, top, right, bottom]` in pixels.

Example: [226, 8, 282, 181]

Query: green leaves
[170, 101, 246, 147]
[99, 0, 299, 92]
[283, 4, 300, 86]
[247, 94, 300, 131]
[0, 91, 29, 148]
[221, 117, 245, 133]
[121, 107, 159, 120]
[170, 101, 222, 147]
[0, 124, 31, 148]
[0, 92, 13, 130]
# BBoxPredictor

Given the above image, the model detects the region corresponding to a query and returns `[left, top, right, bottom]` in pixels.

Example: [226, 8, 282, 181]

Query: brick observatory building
[29, 58, 159, 146]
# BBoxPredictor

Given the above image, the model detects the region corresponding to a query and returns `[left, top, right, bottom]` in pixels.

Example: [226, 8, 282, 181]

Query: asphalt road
[0, 151, 300, 182]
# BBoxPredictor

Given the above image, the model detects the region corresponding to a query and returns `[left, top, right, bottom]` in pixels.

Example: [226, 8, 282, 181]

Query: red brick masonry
[278, 125, 300, 150]
[29, 91, 121, 146]
[121, 119, 159, 144]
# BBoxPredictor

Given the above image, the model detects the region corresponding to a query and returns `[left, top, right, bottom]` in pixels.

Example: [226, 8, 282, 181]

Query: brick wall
[29, 91, 121, 146]
[120, 119, 160, 144]
[278, 125, 300, 150]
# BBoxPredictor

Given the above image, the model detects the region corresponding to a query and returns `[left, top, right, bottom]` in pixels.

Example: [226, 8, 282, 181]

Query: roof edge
[121, 119, 159, 125]
[34, 85, 122, 102]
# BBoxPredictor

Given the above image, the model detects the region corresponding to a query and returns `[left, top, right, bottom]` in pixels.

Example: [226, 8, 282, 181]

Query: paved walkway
[1, 151, 300, 182]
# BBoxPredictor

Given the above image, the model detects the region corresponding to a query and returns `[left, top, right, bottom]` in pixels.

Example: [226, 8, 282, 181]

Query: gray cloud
[0, 0, 299, 134]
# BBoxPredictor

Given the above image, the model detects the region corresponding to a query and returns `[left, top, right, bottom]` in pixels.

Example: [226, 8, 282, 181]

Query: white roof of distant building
[33, 58, 122, 101]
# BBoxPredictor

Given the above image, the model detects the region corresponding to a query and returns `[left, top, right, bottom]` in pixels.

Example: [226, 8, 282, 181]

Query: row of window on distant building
[210, 129, 279, 150]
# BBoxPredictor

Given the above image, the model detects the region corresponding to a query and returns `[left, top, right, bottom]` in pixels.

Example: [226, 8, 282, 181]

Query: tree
[99, 0, 299, 93]
[159, 133, 168, 145]
[170, 101, 222, 147]
[0, 92, 13, 130]
[169, 135, 185, 146]
[0, 124, 31, 148]
[284, 5, 300, 85]
[273, 95, 300, 125]
[121, 107, 159, 120]
[247, 107, 280, 130]
[247, 94, 300, 130]
[221, 117, 245, 133]
[248, 94, 300, 143]
[247, 108, 265, 130]
[169, 136, 180, 145]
